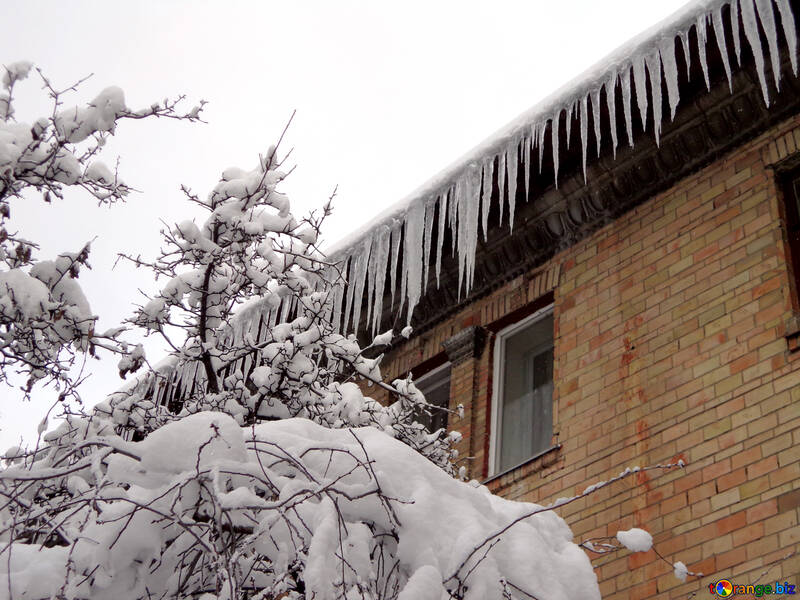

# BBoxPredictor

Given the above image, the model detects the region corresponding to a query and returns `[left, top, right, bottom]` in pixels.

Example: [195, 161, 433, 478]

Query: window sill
[483, 444, 562, 488]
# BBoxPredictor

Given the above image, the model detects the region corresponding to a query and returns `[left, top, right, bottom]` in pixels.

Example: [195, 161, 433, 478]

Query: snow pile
[673, 560, 689, 582]
[54, 86, 128, 143]
[137, 411, 248, 473]
[317, 0, 797, 335]
[0, 268, 51, 321]
[616, 527, 653, 552]
[0, 413, 600, 600]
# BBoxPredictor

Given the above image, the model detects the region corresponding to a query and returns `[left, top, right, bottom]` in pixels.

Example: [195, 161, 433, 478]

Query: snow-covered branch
[0, 61, 203, 400]
[110, 136, 456, 471]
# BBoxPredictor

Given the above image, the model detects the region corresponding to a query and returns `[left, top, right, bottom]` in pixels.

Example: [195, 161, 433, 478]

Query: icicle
[242, 353, 253, 385]
[399, 236, 408, 316]
[271, 302, 281, 328]
[774, 0, 798, 75]
[731, 0, 743, 65]
[435, 192, 447, 287]
[365, 233, 376, 331]
[605, 73, 619, 157]
[498, 152, 506, 226]
[341, 257, 354, 332]
[741, 0, 770, 104]
[579, 95, 589, 182]
[658, 38, 681, 119]
[344, 249, 367, 333]
[422, 198, 435, 291]
[389, 221, 402, 310]
[645, 50, 663, 146]
[522, 136, 531, 202]
[696, 14, 711, 90]
[565, 102, 574, 149]
[551, 111, 560, 188]
[370, 225, 390, 335]
[448, 183, 458, 256]
[621, 67, 634, 146]
[633, 56, 649, 133]
[279, 293, 292, 324]
[480, 159, 493, 240]
[456, 164, 481, 294]
[591, 88, 602, 157]
[711, 7, 734, 92]
[755, 0, 782, 91]
[453, 178, 466, 297]
[507, 140, 518, 230]
[679, 30, 692, 78]
[331, 259, 346, 332]
[403, 200, 424, 326]
[537, 121, 547, 172]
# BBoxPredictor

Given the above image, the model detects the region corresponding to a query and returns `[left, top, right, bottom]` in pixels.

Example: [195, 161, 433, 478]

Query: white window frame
[415, 361, 451, 389]
[488, 303, 554, 477]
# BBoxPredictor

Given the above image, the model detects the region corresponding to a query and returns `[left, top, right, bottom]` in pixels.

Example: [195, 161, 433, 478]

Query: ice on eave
[317, 0, 798, 336]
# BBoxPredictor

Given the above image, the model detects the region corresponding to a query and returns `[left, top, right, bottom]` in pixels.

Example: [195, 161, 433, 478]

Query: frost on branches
[0, 61, 203, 400]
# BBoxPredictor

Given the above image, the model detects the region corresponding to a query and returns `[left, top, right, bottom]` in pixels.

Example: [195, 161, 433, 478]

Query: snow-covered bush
[0, 412, 601, 600]
[0, 61, 203, 400]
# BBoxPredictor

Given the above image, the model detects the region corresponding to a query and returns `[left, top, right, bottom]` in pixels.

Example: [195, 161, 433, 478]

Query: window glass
[783, 169, 800, 297]
[497, 311, 554, 473]
[415, 364, 451, 433]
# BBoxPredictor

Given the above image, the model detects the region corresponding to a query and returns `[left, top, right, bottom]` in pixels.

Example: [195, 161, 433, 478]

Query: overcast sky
[0, 0, 689, 449]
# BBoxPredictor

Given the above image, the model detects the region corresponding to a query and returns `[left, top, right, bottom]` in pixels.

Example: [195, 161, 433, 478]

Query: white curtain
[499, 315, 553, 472]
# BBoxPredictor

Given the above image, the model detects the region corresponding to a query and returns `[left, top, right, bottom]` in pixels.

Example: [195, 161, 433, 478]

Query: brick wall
[372, 113, 800, 598]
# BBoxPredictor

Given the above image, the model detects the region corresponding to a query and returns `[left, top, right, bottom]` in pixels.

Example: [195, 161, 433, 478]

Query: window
[490, 305, 554, 475]
[415, 362, 451, 433]
[779, 165, 800, 300]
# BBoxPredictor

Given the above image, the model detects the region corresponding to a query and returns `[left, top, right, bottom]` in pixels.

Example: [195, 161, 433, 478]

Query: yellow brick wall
[373, 113, 800, 598]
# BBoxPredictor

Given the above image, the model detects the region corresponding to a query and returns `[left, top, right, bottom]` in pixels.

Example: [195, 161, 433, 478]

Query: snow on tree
[0, 61, 203, 401]
[0, 96, 602, 597]
[0, 63, 699, 599]
[615, 528, 653, 553]
[98, 115, 456, 471]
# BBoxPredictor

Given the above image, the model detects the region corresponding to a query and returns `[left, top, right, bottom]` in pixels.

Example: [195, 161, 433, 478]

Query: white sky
[0, 0, 689, 450]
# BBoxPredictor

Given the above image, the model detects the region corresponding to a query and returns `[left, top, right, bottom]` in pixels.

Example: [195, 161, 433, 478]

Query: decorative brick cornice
[442, 326, 487, 365]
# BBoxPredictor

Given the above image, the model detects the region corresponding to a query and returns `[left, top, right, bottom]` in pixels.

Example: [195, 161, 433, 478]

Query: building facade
[371, 113, 800, 599]
[336, 2, 800, 597]
[129, 1, 800, 597]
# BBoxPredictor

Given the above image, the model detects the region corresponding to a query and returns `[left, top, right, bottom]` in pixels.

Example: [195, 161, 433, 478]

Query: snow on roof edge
[316, 0, 797, 339]
[109, 0, 798, 411]
[326, 0, 796, 259]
